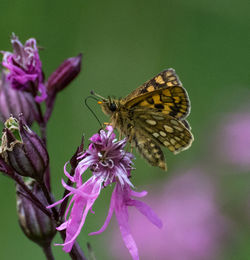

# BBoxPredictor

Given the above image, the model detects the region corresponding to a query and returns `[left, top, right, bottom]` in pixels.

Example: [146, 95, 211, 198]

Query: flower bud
[16, 179, 56, 247]
[47, 54, 82, 93]
[0, 116, 49, 181]
[0, 72, 39, 126]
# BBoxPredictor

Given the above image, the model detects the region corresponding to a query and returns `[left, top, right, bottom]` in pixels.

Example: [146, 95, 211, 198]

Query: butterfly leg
[127, 126, 136, 153]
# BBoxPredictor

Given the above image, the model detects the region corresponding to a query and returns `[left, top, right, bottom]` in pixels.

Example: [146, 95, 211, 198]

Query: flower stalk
[42, 246, 55, 260]
[0, 34, 85, 260]
[0, 156, 52, 218]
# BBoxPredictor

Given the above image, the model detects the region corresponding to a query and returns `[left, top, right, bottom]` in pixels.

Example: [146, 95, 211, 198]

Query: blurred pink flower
[217, 113, 250, 171]
[111, 170, 227, 260]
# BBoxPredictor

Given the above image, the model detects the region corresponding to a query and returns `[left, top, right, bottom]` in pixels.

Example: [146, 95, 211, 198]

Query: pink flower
[217, 112, 250, 171]
[89, 182, 162, 260]
[48, 126, 162, 259]
[111, 170, 228, 260]
[1, 34, 47, 102]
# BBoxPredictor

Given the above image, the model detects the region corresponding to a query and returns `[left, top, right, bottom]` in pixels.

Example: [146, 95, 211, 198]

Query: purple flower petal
[50, 126, 160, 260]
[88, 185, 116, 236]
[59, 178, 102, 252]
[129, 200, 163, 229]
[47, 192, 73, 209]
[130, 190, 148, 198]
[63, 162, 75, 182]
[114, 184, 139, 260]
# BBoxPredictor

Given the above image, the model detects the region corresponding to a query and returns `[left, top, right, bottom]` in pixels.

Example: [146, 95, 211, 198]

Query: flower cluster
[1, 34, 46, 102]
[0, 34, 84, 259]
[0, 34, 82, 126]
[48, 126, 162, 259]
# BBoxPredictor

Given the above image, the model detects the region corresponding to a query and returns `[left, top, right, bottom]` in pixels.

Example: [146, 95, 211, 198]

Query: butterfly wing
[128, 109, 193, 170]
[122, 69, 190, 120]
[124, 68, 183, 101]
[130, 126, 167, 170]
[134, 109, 193, 152]
[123, 86, 190, 120]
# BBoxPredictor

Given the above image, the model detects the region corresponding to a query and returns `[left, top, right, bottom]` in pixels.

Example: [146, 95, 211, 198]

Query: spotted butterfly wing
[130, 125, 167, 170]
[130, 109, 193, 169]
[122, 69, 190, 120]
[124, 68, 183, 100]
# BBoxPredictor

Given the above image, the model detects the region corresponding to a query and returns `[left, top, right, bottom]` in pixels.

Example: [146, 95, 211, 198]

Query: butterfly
[94, 69, 193, 170]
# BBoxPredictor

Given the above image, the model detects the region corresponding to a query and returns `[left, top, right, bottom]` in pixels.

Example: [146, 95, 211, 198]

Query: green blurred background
[0, 0, 250, 259]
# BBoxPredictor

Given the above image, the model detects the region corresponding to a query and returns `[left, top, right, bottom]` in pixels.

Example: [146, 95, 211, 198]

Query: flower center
[98, 150, 114, 168]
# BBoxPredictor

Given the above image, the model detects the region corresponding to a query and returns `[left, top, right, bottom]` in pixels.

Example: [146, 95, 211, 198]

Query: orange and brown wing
[123, 68, 183, 101]
[124, 86, 190, 120]
[128, 109, 193, 170]
[122, 69, 190, 119]
[133, 109, 194, 154]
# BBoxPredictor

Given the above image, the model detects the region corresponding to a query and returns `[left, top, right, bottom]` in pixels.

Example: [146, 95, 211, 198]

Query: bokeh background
[0, 0, 250, 259]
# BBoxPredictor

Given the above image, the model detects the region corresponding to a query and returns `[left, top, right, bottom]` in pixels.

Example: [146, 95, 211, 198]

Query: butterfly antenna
[84, 96, 103, 128]
[90, 90, 107, 101]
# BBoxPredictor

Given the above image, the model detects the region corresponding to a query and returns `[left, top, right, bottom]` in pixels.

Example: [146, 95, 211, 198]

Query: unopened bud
[0, 116, 49, 181]
[47, 54, 82, 93]
[16, 179, 56, 247]
[0, 72, 39, 126]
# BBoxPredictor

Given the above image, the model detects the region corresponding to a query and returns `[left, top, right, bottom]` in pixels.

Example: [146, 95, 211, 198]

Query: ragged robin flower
[1, 34, 47, 102]
[48, 126, 162, 260]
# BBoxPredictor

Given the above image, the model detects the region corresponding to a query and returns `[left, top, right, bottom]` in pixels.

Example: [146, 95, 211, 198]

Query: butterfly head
[98, 97, 118, 116]
[91, 91, 118, 116]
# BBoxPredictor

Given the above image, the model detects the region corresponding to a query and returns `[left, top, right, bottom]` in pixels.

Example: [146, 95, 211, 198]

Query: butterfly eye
[109, 103, 117, 112]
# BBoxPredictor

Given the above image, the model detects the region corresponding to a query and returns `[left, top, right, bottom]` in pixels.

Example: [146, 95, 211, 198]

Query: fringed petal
[61, 178, 100, 199]
[130, 190, 148, 198]
[88, 184, 116, 236]
[46, 191, 73, 209]
[62, 181, 102, 252]
[63, 161, 75, 182]
[115, 198, 139, 260]
[129, 200, 163, 229]
[35, 83, 47, 103]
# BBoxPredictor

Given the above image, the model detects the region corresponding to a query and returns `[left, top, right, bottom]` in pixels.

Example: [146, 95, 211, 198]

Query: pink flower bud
[47, 54, 82, 93]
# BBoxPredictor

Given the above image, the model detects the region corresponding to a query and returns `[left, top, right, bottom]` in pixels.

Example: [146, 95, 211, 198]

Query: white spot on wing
[160, 131, 167, 137]
[153, 132, 159, 138]
[146, 119, 157, 126]
[164, 125, 174, 133]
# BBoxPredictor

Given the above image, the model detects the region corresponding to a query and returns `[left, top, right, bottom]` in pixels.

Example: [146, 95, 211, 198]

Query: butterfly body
[99, 69, 193, 170]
